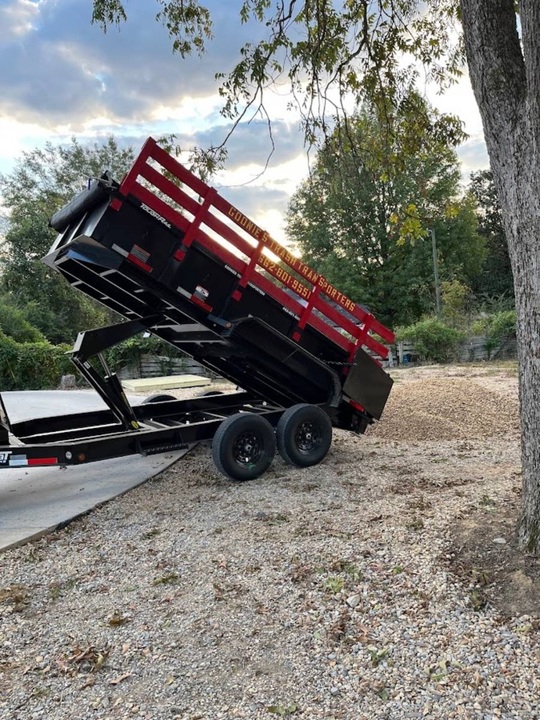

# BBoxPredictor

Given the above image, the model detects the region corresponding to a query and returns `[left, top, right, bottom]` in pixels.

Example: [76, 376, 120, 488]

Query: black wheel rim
[295, 420, 322, 454]
[233, 431, 263, 467]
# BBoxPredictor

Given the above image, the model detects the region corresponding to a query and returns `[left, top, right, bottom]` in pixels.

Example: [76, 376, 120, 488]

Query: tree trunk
[460, 0, 540, 552]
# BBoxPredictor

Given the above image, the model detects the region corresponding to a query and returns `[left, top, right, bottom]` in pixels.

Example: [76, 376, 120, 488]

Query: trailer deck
[0, 138, 395, 481]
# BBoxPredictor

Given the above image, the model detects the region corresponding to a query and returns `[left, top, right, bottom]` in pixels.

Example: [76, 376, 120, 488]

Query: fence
[458, 334, 517, 362]
[388, 334, 517, 366]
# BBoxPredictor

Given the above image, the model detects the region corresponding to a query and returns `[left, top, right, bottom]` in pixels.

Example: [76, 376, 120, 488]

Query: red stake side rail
[117, 138, 395, 362]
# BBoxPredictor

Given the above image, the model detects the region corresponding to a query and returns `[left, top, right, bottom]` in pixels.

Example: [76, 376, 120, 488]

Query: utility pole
[431, 227, 442, 317]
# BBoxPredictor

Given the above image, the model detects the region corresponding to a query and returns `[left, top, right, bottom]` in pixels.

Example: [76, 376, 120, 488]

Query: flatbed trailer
[0, 138, 395, 481]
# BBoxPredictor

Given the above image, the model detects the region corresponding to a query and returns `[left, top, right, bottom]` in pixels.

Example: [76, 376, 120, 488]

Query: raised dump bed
[0, 138, 395, 481]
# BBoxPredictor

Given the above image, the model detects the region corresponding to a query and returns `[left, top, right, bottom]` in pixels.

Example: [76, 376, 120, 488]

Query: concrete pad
[122, 375, 211, 393]
[0, 448, 191, 552]
[0, 390, 195, 552]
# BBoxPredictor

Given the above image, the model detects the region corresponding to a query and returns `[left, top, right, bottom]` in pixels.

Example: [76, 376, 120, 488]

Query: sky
[0, 0, 489, 243]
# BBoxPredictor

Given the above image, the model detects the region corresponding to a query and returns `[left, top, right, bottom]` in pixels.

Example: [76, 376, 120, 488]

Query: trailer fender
[142, 394, 177, 404]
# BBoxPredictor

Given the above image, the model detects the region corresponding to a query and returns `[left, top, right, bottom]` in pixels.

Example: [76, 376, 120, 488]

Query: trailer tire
[142, 394, 176, 404]
[212, 413, 276, 481]
[277, 404, 332, 467]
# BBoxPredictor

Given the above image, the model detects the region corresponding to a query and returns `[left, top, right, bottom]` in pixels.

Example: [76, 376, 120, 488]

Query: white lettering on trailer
[0, 452, 11, 465]
[247, 282, 265, 296]
[225, 265, 240, 277]
[140, 203, 172, 228]
[282, 307, 300, 320]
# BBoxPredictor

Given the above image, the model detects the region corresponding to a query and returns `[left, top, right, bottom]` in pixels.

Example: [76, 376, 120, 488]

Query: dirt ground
[138, 361, 539, 620]
[132, 361, 539, 619]
[378, 362, 540, 619]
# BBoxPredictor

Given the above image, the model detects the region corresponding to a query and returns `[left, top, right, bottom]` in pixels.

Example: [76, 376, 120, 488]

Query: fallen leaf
[108, 610, 130, 626]
[109, 672, 133, 685]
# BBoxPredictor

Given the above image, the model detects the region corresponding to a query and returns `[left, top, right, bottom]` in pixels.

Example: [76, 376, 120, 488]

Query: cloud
[0, 0, 258, 128]
[219, 183, 290, 223]
[0, 0, 490, 245]
[458, 136, 489, 177]
[170, 119, 305, 172]
[0, 0, 40, 43]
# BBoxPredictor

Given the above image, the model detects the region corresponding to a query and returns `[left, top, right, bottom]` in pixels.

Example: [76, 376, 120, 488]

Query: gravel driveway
[1, 364, 538, 720]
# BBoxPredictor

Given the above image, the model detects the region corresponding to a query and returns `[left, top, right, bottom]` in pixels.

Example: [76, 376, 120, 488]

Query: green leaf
[267, 704, 298, 716]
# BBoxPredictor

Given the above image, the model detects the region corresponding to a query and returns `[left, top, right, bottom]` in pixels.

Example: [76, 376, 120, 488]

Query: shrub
[0, 300, 46, 343]
[477, 291, 515, 314]
[105, 334, 183, 373]
[396, 318, 466, 363]
[0, 331, 72, 390]
[441, 279, 473, 328]
[469, 318, 488, 336]
[484, 310, 516, 358]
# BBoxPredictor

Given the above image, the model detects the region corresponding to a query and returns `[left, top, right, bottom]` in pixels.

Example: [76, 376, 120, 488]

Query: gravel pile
[1, 368, 537, 720]
[370, 378, 520, 442]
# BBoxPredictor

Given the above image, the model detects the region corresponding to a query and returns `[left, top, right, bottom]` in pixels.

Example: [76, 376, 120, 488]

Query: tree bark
[460, 0, 540, 552]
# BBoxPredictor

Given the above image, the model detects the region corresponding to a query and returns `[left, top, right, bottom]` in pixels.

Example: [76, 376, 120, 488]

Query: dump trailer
[0, 138, 395, 481]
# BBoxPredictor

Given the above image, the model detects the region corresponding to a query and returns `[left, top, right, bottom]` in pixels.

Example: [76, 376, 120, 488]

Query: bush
[477, 291, 515, 314]
[484, 310, 516, 358]
[469, 317, 488, 336]
[441, 279, 473, 328]
[0, 331, 72, 390]
[0, 300, 46, 343]
[105, 334, 183, 373]
[396, 318, 466, 363]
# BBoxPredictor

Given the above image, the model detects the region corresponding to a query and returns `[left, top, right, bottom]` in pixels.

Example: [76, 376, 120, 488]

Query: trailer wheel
[212, 413, 276, 481]
[277, 404, 332, 467]
[142, 394, 176, 404]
